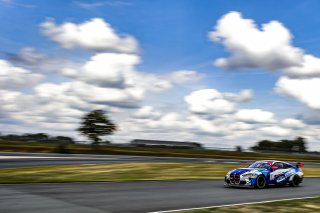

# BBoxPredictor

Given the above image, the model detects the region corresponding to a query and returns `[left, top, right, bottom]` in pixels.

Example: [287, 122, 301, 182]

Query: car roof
[255, 160, 292, 165]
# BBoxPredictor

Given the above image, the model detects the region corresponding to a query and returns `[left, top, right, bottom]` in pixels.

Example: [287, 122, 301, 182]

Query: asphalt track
[1, 152, 319, 168]
[0, 152, 255, 168]
[0, 179, 319, 213]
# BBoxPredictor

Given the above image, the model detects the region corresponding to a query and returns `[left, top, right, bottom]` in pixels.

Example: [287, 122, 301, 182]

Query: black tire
[289, 175, 301, 187]
[255, 175, 266, 189]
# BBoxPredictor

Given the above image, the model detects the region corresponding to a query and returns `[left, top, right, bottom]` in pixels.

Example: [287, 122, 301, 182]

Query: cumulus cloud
[7, 47, 45, 65]
[60, 52, 202, 94]
[35, 81, 144, 108]
[281, 118, 305, 129]
[235, 109, 275, 123]
[41, 18, 139, 53]
[0, 60, 43, 88]
[260, 126, 291, 137]
[185, 89, 236, 115]
[61, 53, 140, 88]
[6, 47, 75, 74]
[115, 100, 320, 150]
[185, 89, 252, 115]
[284, 54, 320, 78]
[0, 53, 201, 133]
[0, 87, 87, 117]
[224, 89, 253, 102]
[0, 83, 117, 132]
[129, 70, 202, 93]
[209, 11, 304, 70]
[210, 11, 320, 115]
[275, 76, 320, 110]
[133, 106, 161, 119]
[187, 115, 225, 135]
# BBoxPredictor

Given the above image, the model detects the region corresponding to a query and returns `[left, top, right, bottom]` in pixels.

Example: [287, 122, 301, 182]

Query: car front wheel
[255, 175, 266, 189]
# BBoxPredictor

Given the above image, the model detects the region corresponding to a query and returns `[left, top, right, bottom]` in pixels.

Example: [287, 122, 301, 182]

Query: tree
[52, 136, 75, 144]
[235, 146, 242, 152]
[251, 137, 307, 153]
[78, 110, 118, 144]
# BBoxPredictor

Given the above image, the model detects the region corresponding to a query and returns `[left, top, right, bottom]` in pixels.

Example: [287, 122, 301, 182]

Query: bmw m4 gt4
[224, 160, 304, 189]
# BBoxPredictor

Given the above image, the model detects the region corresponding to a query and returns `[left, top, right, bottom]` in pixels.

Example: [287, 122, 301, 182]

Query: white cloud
[131, 72, 173, 92]
[185, 89, 236, 114]
[229, 122, 253, 131]
[185, 89, 252, 115]
[209, 11, 304, 70]
[168, 70, 203, 84]
[61, 53, 140, 88]
[224, 89, 253, 102]
[9, 47, 45, 65]
[284, 54, 320, 78]
[188, 115, 223, 134]
[130, 70, 202, 93]
[275, 76, 320, 110]
[281, 118, 305, 129]
[60, 53, 202, 93]
[0, 47, 202, 135]
[7, 47, 75, 74]
[133, 106, 161, 119]
[260, 126, 291, 137]
[41, 18, 139, 53]
[36, 81, 144, 108]
[0, 60, 43, 88]
[0, 90, 22, 113]
[235, 109, 275, 123]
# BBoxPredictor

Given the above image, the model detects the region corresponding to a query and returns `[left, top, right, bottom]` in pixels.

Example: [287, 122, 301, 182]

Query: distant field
[178, 196, 320, 213]
[0, 162, 319, 183]
[0, 140, 319, 162]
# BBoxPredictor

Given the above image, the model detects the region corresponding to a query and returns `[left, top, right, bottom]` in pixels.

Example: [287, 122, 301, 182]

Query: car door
[269, 162, 290, 184]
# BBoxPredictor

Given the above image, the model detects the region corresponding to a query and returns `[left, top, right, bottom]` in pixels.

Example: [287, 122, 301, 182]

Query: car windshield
[248, 162, 271, 169]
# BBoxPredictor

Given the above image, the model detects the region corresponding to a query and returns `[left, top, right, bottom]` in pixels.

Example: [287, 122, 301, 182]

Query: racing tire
[255, 175, 266, 189]
[289, 175, 301, 187]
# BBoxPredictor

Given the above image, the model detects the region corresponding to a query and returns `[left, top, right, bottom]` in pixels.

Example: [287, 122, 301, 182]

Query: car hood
[230, 168, 266, 175]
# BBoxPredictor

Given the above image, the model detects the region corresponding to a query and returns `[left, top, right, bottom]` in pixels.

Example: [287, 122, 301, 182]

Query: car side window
[283, 163, 292, 169]
[273, 162, 284, 169]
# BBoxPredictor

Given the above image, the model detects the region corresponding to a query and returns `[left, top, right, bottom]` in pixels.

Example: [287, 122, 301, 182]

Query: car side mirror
[296, 163, 304, 168]
[271, 166, 278, 171]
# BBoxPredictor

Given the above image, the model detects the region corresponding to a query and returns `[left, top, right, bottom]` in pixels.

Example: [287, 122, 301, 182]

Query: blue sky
[1, 0, 320, 150]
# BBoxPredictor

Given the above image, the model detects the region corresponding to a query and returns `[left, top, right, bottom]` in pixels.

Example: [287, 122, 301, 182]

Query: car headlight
[226, 170, 233, 176]
[241, 172, 255, 178]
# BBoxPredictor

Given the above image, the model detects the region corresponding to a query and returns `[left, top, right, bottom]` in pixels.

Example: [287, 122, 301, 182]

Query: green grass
[0, 162, 319, 184]
[0, 140, 320, 162]
[177, 197, 320, 213]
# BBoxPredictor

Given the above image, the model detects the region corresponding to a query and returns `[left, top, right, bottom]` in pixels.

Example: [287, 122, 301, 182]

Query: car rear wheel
[255, 175, 266, 189]
[290, 175, 301, 187]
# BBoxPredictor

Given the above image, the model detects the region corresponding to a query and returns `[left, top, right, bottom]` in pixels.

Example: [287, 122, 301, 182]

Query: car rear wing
[296, 162, 304, 168]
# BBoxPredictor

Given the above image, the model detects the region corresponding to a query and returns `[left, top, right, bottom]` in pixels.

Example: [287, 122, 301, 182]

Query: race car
[224, 160, 304, 189]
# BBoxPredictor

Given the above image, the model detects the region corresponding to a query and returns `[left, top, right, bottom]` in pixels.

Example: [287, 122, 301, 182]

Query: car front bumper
[225, 175, 255, 187]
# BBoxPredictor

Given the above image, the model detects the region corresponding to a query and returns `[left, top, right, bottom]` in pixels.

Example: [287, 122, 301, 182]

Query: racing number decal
[270, 168, 295, 183]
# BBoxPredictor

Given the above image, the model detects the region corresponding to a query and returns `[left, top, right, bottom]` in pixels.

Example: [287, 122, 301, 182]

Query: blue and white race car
[224, 160, 304, 189]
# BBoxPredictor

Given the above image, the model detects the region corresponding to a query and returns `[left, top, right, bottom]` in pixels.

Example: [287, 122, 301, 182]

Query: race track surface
[1, 152, 319, 168]
[0, 178, 319, 213]
[0, 152, 253, 168]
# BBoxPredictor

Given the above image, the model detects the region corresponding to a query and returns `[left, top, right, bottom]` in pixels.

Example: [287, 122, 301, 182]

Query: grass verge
[177, 196, 320, 213]
[0, 162, 319, 184]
